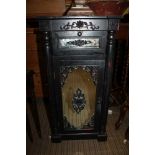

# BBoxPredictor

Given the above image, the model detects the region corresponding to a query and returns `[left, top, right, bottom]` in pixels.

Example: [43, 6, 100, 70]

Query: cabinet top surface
[37, 16, 121, 20]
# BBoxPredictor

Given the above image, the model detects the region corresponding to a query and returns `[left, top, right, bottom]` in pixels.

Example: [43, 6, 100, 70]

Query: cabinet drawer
[52, 31, 107, 56]
[52, 19, 108, 31]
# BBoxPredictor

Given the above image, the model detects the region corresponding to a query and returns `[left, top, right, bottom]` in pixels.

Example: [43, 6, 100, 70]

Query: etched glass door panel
[60, 66, 98, 131]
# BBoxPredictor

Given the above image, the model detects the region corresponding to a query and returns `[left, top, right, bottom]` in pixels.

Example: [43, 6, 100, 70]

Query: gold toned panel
[62, 68, 96, 129]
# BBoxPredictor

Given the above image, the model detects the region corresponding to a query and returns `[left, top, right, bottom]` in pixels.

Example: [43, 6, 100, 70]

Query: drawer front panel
[52, 31, 107, 55]
[52, 19, 108, 31]
[59, 38, 100, 49]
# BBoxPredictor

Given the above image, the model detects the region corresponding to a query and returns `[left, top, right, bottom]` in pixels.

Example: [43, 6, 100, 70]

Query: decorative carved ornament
[60, 20, 100, 30]
[60, 66, 98, 87]
[63, 114, 95, 130]
[72, 88, 86, 114]
[66, 39, 92, 47]
[82, 114, 94, 129]
[59, 38, 100, 48]
[63, 116, 76, 129]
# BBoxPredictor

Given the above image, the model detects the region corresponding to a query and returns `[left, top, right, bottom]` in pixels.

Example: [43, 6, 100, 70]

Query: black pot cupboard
[37, 16, 120, 142]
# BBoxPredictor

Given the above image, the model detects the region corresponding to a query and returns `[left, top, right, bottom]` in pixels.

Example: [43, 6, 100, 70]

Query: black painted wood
[37, 16, 120, 142]
[99, 30, 116, 134]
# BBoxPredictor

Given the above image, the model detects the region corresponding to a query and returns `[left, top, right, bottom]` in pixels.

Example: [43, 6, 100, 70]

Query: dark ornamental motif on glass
[66, 39, 92, 47]
[60, 66, 98, 87]
[72, 88, 86, 114]
[60, 20, 100, 30]
[63, 115, 95, 130]
[82, 114, 94, 129]
[63, 116, 76, 129]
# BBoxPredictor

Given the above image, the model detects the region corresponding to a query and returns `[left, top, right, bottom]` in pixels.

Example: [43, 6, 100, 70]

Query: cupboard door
[53, 59, 105, 133]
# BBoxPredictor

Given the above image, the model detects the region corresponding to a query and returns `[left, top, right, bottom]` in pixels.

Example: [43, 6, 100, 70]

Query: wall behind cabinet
[27, 0, 66, 17]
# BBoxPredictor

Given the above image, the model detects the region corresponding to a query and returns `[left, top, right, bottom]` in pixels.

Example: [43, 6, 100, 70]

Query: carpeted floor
[26, 100, 129, 155]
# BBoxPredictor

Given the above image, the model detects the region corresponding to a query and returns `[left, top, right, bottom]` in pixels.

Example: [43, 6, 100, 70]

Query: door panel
[54, 59, 105, 132]
[61, 67, 97, 131]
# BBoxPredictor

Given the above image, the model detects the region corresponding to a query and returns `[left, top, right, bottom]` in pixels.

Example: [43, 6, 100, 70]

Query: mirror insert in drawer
[52, 31, 107, 55]
[59, 38, 100, 49]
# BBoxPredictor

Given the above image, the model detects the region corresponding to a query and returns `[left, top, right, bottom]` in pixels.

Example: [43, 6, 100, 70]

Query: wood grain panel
[33, 73, 44, 97]
[26, 51, 40, 68]
[62, 68, 96, 129]
[27, 0, 66, 18]
[27, 28, 43, 97]
[26, 33, 37, 50]
[116, 23, 129, 40]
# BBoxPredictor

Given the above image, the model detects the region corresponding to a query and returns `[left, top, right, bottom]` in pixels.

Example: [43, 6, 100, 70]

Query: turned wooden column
[41, 31, 61, 142]
[98, 30, 116, 140]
